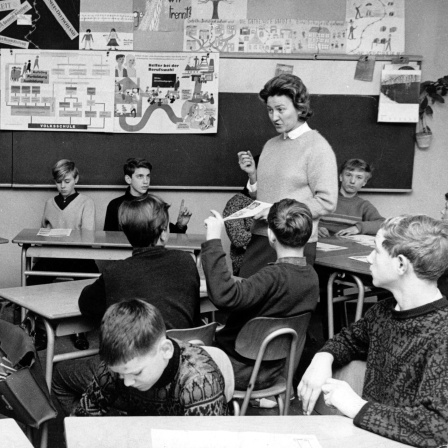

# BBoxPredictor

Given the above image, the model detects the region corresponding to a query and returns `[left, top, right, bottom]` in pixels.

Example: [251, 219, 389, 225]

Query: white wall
[0, 0, 447, 288]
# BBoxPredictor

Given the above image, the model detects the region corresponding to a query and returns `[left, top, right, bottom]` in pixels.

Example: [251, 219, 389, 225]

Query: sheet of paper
[340, 234, 376, 248]
[37, 228, 72, 237]
[151, 429, 322, 448]
[349, 255, 370, 263]
[223, 201, 271, 221]
[317, 242, 348, 252]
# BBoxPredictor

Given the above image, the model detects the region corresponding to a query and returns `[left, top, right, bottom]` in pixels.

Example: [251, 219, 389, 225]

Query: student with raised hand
[103, 157, 192, 233]
[298, 215, 448, 446]
[319, 159, 384, 238]
[52, 194, 200, 415]
[202, 199, 319, 392]
[74, 300, 227, 416]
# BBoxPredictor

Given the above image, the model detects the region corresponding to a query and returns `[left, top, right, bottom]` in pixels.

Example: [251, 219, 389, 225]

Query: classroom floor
[0, 302, 327, 448]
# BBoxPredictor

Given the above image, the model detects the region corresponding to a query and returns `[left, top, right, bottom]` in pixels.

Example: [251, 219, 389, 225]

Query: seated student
[319, 159, 384, 237]
[298, 215, 448, 446]
[28, 159, 98, 350]
[52, 194, 200, 414]
[29, 159, 98, 285]
[104, 157, 192, 233]
[222, 189, 253, 275]
[73, 300, 228, 416]
[202, 198, 319, 390]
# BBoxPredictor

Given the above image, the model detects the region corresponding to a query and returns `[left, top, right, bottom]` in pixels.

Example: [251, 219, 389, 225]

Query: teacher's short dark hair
[259, 74, 313, 121]
[268, 199, 313, 248]
[118, 194, 170, 247]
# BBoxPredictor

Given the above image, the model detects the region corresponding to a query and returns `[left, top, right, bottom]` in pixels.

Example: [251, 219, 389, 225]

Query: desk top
[13, 229, 204, 251]
[316, 236, 372, 276]
[0, 418, 34, 447]
[64, 416, 410, 448]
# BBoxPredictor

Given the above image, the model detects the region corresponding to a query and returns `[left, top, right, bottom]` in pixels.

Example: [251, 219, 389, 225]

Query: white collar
[394, 289, 443, 311]
[283, 122, 311, 140]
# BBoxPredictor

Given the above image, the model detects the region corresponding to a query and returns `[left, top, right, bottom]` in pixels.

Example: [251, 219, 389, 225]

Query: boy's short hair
[339, 159, 373, 181]
[52, 159, 78, 183]
[116, 54, 125, 61]
[381, 214, 448, 281]
[123, 157, 153, 177]
[118, 194, 170, 247]
[267, 198, 313, 248]
[259, 74, 313, 121]
[99, 300, 166, 366]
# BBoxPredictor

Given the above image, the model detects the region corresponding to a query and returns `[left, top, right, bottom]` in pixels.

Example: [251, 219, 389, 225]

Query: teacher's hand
[238, 151, 256, 177]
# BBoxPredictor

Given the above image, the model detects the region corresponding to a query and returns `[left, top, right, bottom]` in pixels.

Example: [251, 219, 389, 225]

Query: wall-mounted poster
[0, 0, 79, 49]
[79, 0, 134, 51]
[0, 49, 115, 132]
[191, 0, 247, 20]
[345, 0, 405, 55]
[114, 51, 219, 134]
[183, 19, 346, 54]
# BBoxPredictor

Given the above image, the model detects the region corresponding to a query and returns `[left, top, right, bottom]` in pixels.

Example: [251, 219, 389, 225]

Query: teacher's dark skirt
[238, 234, 316, 278]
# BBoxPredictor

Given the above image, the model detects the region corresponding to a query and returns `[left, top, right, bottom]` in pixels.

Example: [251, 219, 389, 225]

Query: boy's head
[100, 300, 173, 391]
[339, 159, 372, 198]
[441, 192, 448, 221]
[118, 193, 170, 247]
[52, 159, 79, 198]
[123, 158, 153, 197]
[116, 54, 125, 65]
[368, 215, 448, 289]
[267, 199, 312, 248]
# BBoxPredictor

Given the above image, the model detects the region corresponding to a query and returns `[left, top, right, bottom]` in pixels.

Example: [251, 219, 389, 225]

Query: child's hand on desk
[318, 227, 330, 238]
[204, 210, 224, 240]
[321, 378, 367, 418]
[336, 226, 360, 236]
[176, 200, 192, 228]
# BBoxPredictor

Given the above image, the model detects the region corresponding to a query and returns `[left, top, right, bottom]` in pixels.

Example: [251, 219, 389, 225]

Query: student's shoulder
[106, 193, 126, 209]
[177, 342, 223, 380]
[77, 193, 95, 204]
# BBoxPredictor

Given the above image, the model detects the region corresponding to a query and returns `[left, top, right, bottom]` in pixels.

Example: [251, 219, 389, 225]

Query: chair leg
[277, 394, 285, 415]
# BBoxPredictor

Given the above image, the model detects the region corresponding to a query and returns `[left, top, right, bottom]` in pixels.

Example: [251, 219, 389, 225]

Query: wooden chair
[166, 321, 218, 346]
[201, 346, 235, 406]
[232, 313, 311, 416]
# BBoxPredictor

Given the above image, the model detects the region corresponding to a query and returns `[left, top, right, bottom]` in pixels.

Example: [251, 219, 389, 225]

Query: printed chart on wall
[114, 51, 219, 134]
[0, 49, 115, 132]
[0, 0, 79, 49]
[345, 0, 404, 55]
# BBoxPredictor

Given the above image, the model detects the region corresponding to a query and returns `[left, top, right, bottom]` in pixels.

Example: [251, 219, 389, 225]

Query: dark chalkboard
[10, 93, 415, 190]
[0, 131, 13, 186]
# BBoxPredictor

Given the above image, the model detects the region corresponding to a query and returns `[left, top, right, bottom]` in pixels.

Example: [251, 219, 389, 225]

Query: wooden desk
[13, 229, 205, 286]
[0, 418, 34, 447]
[64, 415, 411, 448]
[316, 237, 375, 338]
[0, 279, 215, 390]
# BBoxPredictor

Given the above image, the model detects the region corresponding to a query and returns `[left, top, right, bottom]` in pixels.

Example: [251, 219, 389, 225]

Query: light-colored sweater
[253, 130, 338, 242]
[319, 193, 384, 235]
[41, 194, 95, 230]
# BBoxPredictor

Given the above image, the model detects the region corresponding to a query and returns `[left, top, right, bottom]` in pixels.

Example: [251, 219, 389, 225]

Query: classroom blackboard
[9, 92, 415, 190]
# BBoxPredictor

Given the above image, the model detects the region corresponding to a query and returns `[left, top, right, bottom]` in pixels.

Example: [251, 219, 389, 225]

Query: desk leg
[20, 245, 30, 321]
[327, 272, 366, 339]
[42, 319, 56, 391]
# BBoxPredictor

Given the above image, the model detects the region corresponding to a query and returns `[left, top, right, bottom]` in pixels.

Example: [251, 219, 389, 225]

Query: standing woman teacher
[238, 74, 338, 278]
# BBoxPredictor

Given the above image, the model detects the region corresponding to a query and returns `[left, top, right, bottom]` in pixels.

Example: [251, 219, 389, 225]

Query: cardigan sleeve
[306, 134, 338, 219]
[355, 200, 385, 235]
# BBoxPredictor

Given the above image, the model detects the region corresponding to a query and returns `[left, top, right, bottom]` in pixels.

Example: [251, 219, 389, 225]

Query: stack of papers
[317, 242, 347, 252]
[340, 234, 376, 248]
[37, 228, 72, 237]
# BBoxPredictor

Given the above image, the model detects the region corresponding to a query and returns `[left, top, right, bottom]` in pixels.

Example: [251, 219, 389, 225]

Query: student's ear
[396, 254, 410, 275]
[158, 228, 169, 245]
[74, 175, 79, 185]
[160, 338, 174, 360]
[267, 227, 276, 247]
[124, 175, 132, 185]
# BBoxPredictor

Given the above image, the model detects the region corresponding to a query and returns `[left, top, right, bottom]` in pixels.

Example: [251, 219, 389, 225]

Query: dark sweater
[201, 239, 319, 362]
[104, 188, 187, 234]
[321, 297, 448, 447]
[78, 246, 200, 329]
[74, 339, 227, 416]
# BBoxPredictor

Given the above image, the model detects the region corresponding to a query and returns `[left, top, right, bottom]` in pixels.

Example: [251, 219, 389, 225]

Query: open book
[223, 201, 272, 221]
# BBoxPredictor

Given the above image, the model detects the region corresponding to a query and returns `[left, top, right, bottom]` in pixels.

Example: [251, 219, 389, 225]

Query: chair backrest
[201, 346, 235, 404]
[166, 321, 218, 346]
[235, 314, 311, 362]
